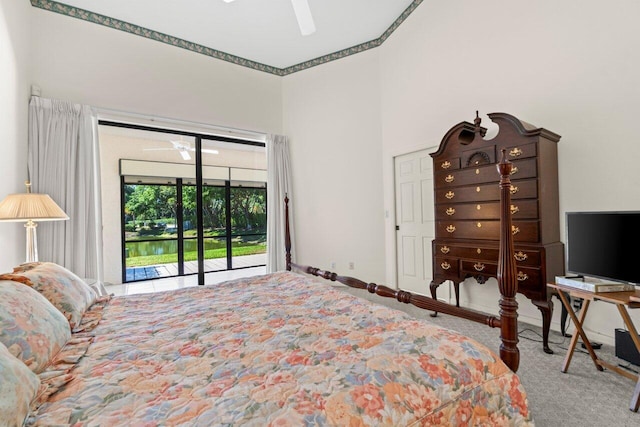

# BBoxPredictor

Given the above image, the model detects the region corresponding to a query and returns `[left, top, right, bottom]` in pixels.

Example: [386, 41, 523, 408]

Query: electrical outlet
[572, 297, 583, 311]
[348, 262, 354, 270]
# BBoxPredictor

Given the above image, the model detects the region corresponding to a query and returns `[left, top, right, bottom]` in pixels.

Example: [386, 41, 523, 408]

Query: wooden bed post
[497, 149, 520, 372]
[285, 194, 292, 271]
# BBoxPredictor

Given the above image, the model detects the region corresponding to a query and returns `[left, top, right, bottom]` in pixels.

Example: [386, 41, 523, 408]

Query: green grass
[126, 244, 266, 267]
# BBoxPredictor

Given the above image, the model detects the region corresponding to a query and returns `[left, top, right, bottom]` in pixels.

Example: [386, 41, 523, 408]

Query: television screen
[566, 211, 640, 285]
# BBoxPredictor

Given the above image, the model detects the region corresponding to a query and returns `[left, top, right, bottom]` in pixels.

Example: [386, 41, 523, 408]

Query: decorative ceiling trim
[30, 0, 424, 76]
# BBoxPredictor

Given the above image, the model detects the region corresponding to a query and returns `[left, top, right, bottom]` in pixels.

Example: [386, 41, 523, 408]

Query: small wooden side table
[548, 282, 640, 412]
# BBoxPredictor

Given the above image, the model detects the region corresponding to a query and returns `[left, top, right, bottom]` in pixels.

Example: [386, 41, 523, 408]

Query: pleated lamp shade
[0, 193, 69, 222]
[0, 185, 68, 262]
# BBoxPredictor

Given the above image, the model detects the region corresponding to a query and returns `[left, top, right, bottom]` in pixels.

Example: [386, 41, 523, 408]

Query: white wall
[283, 51, 385, 281]
[28, 8, 283, 135]
[377, 0, 640, 344]
[0, 0, 31, 272]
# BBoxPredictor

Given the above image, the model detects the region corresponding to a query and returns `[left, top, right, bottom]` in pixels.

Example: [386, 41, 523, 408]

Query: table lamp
[0, 181, 69, 262]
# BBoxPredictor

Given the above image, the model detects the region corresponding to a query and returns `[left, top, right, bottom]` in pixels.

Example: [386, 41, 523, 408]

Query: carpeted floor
[336, 285, 639, 427]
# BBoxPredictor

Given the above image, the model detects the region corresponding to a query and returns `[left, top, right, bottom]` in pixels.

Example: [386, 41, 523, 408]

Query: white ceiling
[37, 0, 419, 73]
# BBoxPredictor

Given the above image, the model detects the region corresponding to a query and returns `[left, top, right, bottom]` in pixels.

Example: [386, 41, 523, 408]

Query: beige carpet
[335, 285, 639, 427]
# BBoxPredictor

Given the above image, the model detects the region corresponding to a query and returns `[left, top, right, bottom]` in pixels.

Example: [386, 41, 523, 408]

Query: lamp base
[25, 220, 38, 263]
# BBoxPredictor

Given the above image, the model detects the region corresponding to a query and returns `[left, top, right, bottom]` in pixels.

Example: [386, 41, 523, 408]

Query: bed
[0, 154, 532, 426]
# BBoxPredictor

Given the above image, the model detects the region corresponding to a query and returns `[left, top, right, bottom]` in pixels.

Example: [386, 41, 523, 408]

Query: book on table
[555, 276, 636, 293]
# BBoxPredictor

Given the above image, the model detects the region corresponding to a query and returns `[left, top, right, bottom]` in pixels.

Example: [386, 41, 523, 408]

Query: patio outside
[124, 183, 266, 282]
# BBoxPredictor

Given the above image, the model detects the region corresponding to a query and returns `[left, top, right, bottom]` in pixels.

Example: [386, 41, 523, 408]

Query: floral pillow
[0, 280, 71, 373]
[0, 262, 97, 330]
[0, 341, 41, 426]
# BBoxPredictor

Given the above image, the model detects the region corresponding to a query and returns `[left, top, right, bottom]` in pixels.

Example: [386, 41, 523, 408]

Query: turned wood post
[497, 149, 520, 372]
[285, 195, 292, 271]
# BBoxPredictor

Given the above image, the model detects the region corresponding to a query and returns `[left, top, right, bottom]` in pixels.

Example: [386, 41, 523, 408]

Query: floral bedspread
[32, 271, 533, 426]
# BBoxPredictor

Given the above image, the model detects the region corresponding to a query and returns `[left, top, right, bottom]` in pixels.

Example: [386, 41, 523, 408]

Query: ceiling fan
[143, 140, 219, 161]
[223, 0, 316, 36]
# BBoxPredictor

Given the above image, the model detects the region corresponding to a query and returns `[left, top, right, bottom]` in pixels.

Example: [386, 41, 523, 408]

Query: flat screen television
[566, 211, 640, 286]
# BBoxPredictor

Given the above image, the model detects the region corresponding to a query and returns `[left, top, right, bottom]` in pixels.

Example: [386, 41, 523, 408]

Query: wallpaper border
[30, 0, 423, 76]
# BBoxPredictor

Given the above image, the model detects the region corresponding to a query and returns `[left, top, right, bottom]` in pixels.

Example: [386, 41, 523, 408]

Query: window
[122, 180, 266, 282]
[98, 121, 266, 283]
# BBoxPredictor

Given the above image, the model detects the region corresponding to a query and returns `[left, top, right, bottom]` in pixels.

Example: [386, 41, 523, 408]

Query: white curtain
[28, 96, 104, 281]
[266, 134, 294, 272]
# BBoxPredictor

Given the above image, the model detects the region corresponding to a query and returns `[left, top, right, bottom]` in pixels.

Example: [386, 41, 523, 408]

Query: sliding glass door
[100, 122, 267, 284]
[122, 180, 266, 281]
[123, 183, 180, 281]
[187, 185, 227, 273]
[230, 186, 267, 268]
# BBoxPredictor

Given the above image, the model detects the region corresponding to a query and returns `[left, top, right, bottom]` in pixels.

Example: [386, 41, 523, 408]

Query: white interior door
[394, 148, 436, 296]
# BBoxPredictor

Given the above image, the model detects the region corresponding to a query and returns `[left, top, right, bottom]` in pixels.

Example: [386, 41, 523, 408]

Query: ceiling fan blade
[185, 147, 219, 155]
[170, 140, 190, 149]
[179, 150, 191, 161]
[290, 0, 316, 36]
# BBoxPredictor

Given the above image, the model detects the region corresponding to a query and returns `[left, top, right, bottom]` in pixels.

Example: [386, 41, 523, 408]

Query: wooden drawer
[435, 179, 538, 204]
[461, 146, 496, 167]
[435, 220, 540, 243]
[435, 158, 537, 188]
[435, 243, 498, 260]
[461, 259, 497, 276]
[433, 257, 460, 278]
[512, 248, 542, 267]
[434, 242, 542, 267]
[459, 262, 542, 292]
[435, 199, 538, 220]
[514, 266, 543, 293]
[436, 157, 461, 171]
[504, 142, 537, 161]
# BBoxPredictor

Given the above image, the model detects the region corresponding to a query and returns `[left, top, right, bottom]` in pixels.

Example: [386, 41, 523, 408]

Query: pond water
[126, 238, 224, 257]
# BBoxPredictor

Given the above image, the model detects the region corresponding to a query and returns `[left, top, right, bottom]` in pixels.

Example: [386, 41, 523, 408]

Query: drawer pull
[514, 251, 528, 261]
[509, 147, 523, 157]
[445, 191, 455, 199]
[510, 205, 519, 215]
[510, 166, 519, 175]
[511, 226, 520, 235]
[517, 271, 528, 281]
[440, 246, 450, 254]
[476, 204, 481, 210]
[474, 262, 486, 272]
[441, 261, 451, 270]
[475, 168, 480, 175]
[446, 207, 456, 216]
[476, 186, 481, 193]
[476, 222, 482, 228]
[476, 248, 482, 254]
[510, 185, 518, 194]
[445, 174, 455, 183]
[441, 160, 451, 169]
[446, 225, 456, 233]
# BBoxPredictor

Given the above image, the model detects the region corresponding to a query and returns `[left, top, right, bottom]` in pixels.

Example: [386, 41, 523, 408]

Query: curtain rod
[95, 106, 267, 142]
[28, 85, 267, 140]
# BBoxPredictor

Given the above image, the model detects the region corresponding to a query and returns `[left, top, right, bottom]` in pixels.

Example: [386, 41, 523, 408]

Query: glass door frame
[120, 180, 184, 281]
[102, 120, 266, 285]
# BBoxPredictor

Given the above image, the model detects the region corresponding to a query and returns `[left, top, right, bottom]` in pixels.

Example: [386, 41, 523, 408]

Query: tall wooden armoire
[430, 112, 564, 354]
